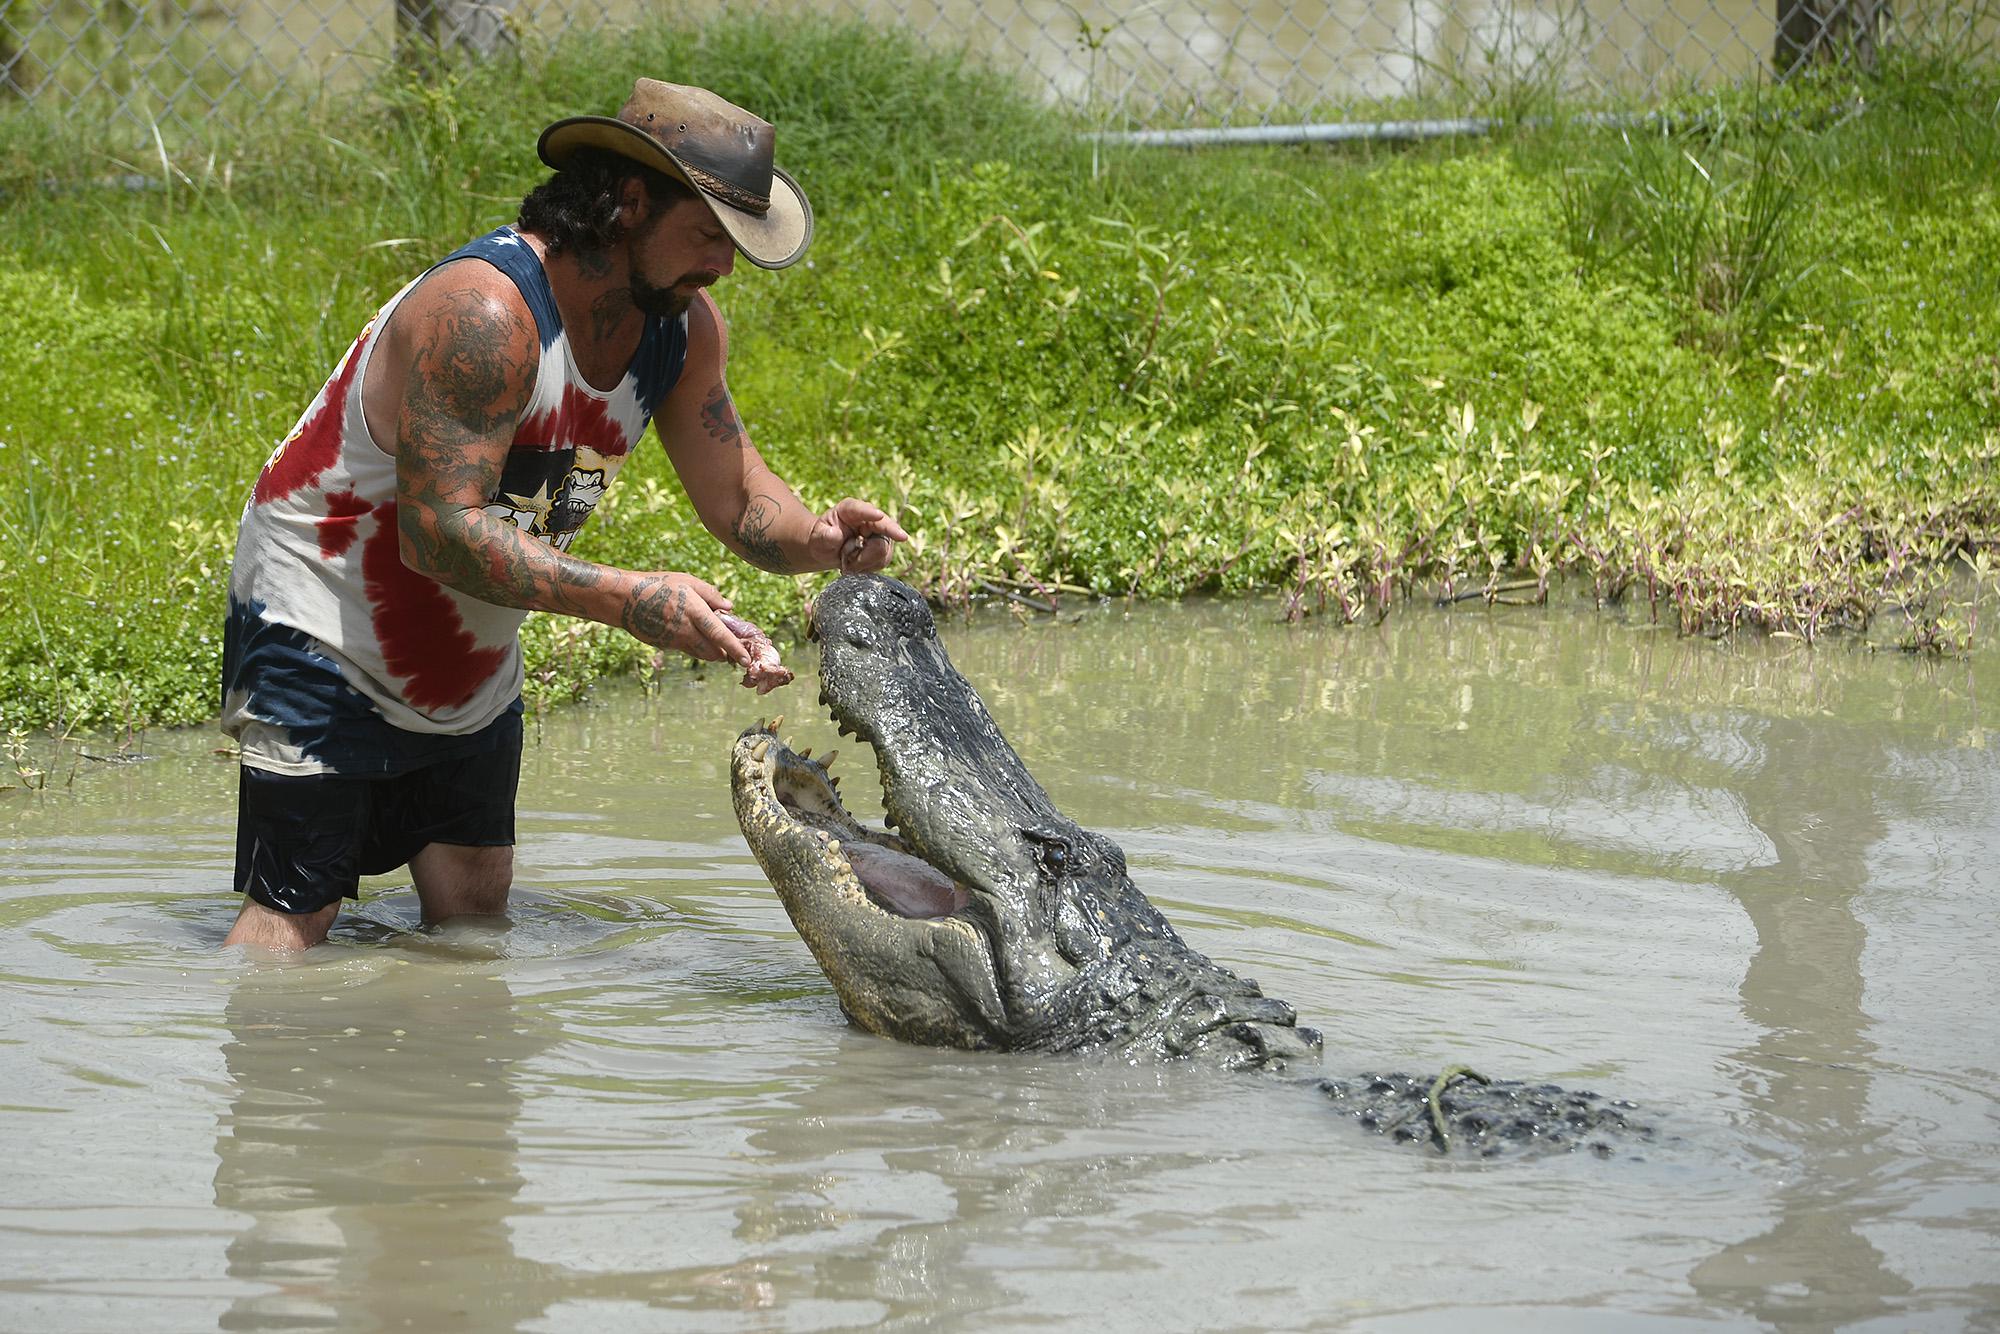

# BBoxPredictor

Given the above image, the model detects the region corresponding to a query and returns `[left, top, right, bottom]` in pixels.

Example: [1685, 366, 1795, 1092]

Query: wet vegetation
[0, 13, 1995, 732]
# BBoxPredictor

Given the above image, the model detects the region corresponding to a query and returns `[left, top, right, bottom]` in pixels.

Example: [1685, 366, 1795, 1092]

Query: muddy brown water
[2, 596, 1996, 1332]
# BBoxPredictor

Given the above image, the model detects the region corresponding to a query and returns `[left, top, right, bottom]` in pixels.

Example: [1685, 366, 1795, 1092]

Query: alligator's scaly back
[732, 575, 1657, 1156]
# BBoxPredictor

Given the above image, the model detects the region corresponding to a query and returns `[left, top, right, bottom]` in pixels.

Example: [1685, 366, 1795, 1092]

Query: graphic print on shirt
[483, 450, 608, 551]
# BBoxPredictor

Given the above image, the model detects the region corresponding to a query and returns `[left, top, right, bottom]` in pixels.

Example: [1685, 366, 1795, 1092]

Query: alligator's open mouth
[729, 572, 1068, 1047]
[731, 573, 1133, 1049]
[731, 706, 1013, 1046]
[730, 715, 970, 924]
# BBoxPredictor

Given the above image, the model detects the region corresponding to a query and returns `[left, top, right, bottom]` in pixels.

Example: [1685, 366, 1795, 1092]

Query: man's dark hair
[518, 148, 699, 256]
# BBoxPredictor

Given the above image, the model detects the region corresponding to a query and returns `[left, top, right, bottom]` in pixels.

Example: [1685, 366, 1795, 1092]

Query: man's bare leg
[410, 842, 514, 924]
[224, 898, 340, 952]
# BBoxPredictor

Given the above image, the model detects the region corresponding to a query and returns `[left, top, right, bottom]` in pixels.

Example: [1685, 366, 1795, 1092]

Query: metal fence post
[1775, 0, 1889, 74]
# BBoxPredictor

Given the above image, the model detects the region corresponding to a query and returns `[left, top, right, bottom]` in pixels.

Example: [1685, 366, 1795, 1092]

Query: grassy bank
[2, 15, 1996, 734]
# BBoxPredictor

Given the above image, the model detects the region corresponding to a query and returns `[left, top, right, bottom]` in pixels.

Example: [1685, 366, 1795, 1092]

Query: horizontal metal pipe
[1085, 118, 1498, 147]
[1086, 105, 1845, 150]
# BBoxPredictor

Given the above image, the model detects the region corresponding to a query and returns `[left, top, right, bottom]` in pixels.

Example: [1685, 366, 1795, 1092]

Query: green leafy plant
[0, 12, 1995, 733]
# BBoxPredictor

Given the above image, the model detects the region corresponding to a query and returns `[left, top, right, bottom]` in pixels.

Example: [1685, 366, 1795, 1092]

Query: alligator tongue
[845, 842, 970, 920]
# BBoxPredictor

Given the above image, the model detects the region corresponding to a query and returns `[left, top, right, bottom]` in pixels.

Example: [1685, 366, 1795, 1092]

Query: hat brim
[537, 116, 813, 271]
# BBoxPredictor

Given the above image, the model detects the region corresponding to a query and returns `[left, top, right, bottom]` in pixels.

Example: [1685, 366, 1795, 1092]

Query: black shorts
[233, 713, 523, 915]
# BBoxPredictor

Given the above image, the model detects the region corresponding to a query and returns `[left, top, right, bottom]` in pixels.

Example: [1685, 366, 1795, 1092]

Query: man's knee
[411, 842, 514, 921]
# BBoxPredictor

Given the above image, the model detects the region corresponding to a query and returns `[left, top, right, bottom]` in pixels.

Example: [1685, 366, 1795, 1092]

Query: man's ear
[617, 176, 652, 230]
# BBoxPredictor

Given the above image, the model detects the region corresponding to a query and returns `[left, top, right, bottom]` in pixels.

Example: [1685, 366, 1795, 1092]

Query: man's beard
[632, 272, 696, 320]
[629, 271, 696, 319]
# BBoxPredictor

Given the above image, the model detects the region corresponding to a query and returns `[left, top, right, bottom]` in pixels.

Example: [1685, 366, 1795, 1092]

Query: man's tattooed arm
[389, 280, 726, 655]
[392, 284, 606, 614]
[673, 374, 818, 572]
[659, 293, 905, 577]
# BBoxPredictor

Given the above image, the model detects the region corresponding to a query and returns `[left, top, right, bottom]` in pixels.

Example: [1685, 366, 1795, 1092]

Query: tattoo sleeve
[395, 287, 618, 620]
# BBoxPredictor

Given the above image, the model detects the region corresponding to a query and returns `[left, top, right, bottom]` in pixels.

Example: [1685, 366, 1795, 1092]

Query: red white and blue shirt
[222, 227, 687, 775]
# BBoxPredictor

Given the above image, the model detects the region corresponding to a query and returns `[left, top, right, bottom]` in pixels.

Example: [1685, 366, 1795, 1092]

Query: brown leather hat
[537, 80, 813, 270]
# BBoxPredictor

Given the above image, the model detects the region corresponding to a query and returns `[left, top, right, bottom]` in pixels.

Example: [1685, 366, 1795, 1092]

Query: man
[220, 79, 906, 952]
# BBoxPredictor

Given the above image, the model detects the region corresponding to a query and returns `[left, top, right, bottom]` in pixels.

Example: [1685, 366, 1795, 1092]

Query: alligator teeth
[815, 829, 830, 842]
[834, 859, 852, 876]
[826, 839, 842, 854]
[799, 747, 812, 760]
[820, 749, 838, 770]
[750, 738, 770, 762]
[768, 713, 785, 734]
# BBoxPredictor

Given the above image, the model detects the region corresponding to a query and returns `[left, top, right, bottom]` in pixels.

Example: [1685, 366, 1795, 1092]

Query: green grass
[1, 14, 1997, 733]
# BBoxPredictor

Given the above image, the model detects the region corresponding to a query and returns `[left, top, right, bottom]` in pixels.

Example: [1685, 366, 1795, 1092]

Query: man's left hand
[811, 498, 910, 574]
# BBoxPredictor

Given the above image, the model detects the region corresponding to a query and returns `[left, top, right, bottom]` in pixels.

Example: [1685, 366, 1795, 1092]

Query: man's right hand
[717, 612, 794, 693]
[620, 571, 751, 667]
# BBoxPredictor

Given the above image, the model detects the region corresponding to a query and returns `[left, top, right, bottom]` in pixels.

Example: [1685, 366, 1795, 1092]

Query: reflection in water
[732, 1053, 1113, 1322]
[1690, 715, 1908, 1329]
[215, 953, 557, 1330]
[731, 1055, 1024, 1323]
[717, 1042, 1281, 1329]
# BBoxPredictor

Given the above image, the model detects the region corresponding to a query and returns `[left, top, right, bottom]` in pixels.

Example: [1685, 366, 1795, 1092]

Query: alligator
[731, 574, 1655, 1158]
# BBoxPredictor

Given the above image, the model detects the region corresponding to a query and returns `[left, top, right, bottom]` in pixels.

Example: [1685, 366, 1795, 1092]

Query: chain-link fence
[1, 0, 1990, 137]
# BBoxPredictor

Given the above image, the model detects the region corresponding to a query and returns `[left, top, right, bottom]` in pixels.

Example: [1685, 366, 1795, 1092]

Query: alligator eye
[1033, 837, 1070, 877]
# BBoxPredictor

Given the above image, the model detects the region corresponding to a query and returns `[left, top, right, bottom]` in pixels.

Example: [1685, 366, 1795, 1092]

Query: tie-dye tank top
[222, 227, 687, 775]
